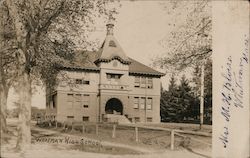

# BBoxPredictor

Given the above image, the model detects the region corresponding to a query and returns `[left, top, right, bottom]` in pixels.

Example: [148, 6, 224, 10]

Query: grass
[1, 119, 212, 158]
[42, 122, 211, 151]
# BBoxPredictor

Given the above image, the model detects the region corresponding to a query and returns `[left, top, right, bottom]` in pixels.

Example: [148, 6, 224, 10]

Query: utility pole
[200, 63, 205, 129]
[199, 17, 206, 129]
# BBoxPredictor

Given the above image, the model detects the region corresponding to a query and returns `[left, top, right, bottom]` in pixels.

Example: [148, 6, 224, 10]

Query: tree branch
[38, 0, 66, 33]
[172, 19, 211, 55]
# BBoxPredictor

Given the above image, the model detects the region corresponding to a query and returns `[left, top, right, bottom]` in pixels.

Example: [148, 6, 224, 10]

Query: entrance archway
[105, 98, 123, 115]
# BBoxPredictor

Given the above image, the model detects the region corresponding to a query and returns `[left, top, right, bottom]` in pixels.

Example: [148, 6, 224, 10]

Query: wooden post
[71, 121, 73, 132]
[96, 124, 99, 136]
[171, 130, 175, 150]
[112, 124, 116, 138]
[135, 126, 139, 142]
[63, 121, 66, 130]
[82, 123, 85, 133]
[200, 63, 205, 129]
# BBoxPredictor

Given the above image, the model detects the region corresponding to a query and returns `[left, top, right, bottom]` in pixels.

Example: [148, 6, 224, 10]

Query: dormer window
[109, 40, 116, 47]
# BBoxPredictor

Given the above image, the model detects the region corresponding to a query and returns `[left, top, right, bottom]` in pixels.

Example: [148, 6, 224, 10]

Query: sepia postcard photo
[0, 0, 249, 158]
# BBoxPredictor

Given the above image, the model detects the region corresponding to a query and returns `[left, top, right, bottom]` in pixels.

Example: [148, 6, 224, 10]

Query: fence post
[135, 126, 139, 142]
[71, 121, 73, 132]
[112, 124, 116, 138]
[171, 130, 175, 150]
[63, 121, 66, 130]
[82, 122, 85, 134]
[96, 124, 99, 136]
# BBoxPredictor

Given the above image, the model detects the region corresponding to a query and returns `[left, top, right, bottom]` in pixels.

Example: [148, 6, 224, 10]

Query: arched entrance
[105, 98, 123, 115]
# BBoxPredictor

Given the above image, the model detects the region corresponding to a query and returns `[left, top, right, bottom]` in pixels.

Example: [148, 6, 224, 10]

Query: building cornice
[94, 56, 131, 65]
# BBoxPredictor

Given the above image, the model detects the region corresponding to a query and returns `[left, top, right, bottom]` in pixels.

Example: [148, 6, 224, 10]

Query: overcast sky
[7, 1, 185, 109]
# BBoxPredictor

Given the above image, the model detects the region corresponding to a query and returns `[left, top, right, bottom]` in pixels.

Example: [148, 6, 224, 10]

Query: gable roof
[62, 51, 165, 77]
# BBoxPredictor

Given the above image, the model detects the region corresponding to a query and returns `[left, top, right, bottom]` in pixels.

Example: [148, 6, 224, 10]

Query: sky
[7, 1, 186, 109]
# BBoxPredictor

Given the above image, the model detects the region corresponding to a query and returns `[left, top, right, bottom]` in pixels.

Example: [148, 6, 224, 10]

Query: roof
[62, 23, 164, 77]
[128, 58, 165, 76]
[62, 50, 100, 71]
[62, 51, 165, 77]
[95, 35, 131, 64]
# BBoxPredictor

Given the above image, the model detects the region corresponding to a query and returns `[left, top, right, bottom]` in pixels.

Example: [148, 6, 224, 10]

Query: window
[83, 80, 90, 85]
[134, 76, 140, 87]
[75, 94, 81, 100]
[68, 101, 73, 108]
[67, 94, 73, 108]
[67, 116, 74, 121]
[76, 79, 82, 84]
[141, 77, 146, 88]
[147, 117, 153, 122]
[107, 74, 111, 80]
[109, 40, 116, 47]
[147, 98, 152, 110]
[107, 73, 122, 79]
[75, 101, 81, 109]
[75, 94, 81, 108]
[82, 116, 89, 122]
[83, 105, 88, 108]
[75, 79, 90, 85]
[133, 97, 139, 109]
[67, 94, 73, 101]
[147, 78, 153, 89]
[83, 94, 90, 108]
[134, 77, 154, 88]
[135, 117, 140, 123]
[140, 97, 146, 109]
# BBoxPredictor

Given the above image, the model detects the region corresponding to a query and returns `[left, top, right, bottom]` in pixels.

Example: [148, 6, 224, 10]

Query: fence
[42, 121, 212, 150]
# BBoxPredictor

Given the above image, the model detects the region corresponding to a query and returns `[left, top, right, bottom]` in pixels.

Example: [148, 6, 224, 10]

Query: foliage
[160, 59, 212, 123]
[0, 5, 19, 134]
[1, 0, 116, 151]
[161, 75, 191, 122]
[157, 1, 212, 124]
[161, 75, 199, 123]
[154, 1, 212, 71]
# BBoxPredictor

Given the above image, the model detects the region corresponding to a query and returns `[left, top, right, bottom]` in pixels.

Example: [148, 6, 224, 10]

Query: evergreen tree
[160, 75, 179, 122]
[176, 75, 194, 121]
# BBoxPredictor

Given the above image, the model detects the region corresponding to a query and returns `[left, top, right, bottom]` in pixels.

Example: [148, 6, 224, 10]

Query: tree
[176, 75, 194, 121]
[0, 4, 19, 135]
[154, 1, 212, 70]
[160, 75, 181, 122]
[161, 75, 198, 123]
[2, 0, 114, 151]
[154, 1, 212, 127]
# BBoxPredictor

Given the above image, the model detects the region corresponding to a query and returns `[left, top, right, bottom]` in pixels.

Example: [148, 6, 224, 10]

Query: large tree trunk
[0, 85, 9, 135]
[15, 72, 32, 151]
[6, 0, 32, 152]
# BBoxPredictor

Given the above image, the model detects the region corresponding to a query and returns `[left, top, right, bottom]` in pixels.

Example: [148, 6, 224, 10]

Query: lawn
[1, 119, 212, 158]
